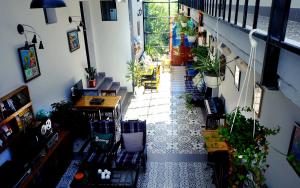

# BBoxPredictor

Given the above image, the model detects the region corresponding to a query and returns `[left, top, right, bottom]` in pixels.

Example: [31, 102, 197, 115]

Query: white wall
[0, 0, 87, 112]
[85, 0, 132, 90]
[202, 13, 300, 188]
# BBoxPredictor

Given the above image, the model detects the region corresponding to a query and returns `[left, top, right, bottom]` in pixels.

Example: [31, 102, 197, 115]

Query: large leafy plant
[126, 60, 143, 88]
[219, 107, 280, 187]
[185, 26, 197, 36]
[85, 67, 97, 81]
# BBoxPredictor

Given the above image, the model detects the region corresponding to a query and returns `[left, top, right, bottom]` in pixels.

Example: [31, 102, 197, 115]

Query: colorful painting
[67, 30, 80, 52]
[18, 44, 41, 82]
[287, 123, 300, 176]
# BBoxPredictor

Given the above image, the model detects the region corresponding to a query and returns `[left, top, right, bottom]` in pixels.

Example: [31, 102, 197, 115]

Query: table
[70, 169, 138, 188]
[202, 130, 229, 153]
[74, 95, 121, 121]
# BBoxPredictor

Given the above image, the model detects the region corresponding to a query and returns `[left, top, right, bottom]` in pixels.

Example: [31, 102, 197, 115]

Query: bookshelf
[0, 85, 33, 152]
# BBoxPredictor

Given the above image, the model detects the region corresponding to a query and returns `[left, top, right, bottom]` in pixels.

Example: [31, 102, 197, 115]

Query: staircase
[83, 72, 132, 115]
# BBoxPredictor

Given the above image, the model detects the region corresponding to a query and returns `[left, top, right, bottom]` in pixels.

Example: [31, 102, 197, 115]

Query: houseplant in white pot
[186, 26, 197, 43]
[85, 67, 97, 88]
[126, 60, 143, 95]
[180, 14, 188, 28]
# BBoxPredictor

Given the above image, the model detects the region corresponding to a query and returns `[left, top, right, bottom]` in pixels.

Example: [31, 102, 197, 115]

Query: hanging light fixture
[17, 24, 45, 50]
[30, 0, 66, 9]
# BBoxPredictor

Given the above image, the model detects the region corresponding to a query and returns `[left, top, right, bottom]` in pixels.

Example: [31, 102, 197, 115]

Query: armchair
[81, 120, 117, 170]
[115, 120, 147, 172]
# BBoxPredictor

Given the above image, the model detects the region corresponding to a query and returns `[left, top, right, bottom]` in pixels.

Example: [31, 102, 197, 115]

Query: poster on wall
[18, 44, 41, 83]
[67, 30, 80, 52]
[287, 123, 300, 176]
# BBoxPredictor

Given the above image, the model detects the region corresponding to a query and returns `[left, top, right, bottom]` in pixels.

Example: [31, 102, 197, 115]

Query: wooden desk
[74, 96, 121, 121]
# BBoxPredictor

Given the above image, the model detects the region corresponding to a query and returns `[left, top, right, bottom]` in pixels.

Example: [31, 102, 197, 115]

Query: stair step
[99, 77, 113, 90]
[110, 82, 121, 93]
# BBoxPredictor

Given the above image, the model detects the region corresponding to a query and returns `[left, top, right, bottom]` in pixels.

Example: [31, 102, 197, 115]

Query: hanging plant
[218, 107, 280, 187]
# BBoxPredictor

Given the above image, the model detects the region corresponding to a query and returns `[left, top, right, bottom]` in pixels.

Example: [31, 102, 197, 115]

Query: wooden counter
[74, 96, 121, 110]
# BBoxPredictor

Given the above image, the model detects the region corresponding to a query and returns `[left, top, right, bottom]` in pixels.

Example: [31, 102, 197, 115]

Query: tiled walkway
[125, 66, 213, 187]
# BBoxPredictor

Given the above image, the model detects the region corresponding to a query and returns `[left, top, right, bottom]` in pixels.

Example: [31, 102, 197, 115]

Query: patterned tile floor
[124, 66, 213, 187]
[57, 66, 213, 188]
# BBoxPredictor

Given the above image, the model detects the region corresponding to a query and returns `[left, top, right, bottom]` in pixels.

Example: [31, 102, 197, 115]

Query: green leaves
[218, 107, 280, 187]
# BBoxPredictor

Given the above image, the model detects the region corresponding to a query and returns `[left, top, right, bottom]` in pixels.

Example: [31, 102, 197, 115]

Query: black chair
[115, 120, 147, 172]
[81, 120, 118, 170]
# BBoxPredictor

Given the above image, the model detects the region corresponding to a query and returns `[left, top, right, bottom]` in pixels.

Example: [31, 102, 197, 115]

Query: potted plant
[193, 55, 223, 88]
[126, 60, 143, 95]
[186, 27, 197, 43]
[218, 107, 280, 187]
[179, 14, 188, 28]
[85, 67, 97, 88]
[191, 46, 209, 62]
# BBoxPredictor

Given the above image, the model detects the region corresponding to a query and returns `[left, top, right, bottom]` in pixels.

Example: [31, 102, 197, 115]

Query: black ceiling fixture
[30, 0, 66, 9]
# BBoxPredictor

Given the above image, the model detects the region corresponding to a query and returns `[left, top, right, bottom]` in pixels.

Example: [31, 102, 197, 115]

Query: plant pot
[193, 56, 197, 62]
[187, 35, 197, 43]
[134, 86, 144, 96]
[181, 22, 187, 28]
[204, 75, 221, 88]
[89, 79, 96, 88]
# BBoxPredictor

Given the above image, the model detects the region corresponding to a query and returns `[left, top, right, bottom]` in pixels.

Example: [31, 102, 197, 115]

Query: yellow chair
[143, 65, 160, 93]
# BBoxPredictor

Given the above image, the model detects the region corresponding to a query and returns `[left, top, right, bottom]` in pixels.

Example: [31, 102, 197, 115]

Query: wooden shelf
[0, 101, 32, 127]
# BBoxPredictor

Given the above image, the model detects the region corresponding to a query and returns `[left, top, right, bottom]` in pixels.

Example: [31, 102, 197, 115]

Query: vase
[204, 75, 221, 88]
[89, 79, 96, 88]
[187, 35, 197, 43]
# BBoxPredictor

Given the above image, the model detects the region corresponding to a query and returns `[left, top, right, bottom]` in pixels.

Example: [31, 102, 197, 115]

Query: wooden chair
[143, 65, 160, 93]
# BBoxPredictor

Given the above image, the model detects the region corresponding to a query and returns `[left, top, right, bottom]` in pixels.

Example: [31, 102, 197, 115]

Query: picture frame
[18, 44, 41, 83]
[67, 30, 80, 52]
[287, 123, 300, 176]
[234, 65, 241, 91]
[252, 83, 264, 117]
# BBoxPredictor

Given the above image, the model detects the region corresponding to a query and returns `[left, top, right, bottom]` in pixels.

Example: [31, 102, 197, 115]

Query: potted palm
[191, 46, 209, 62]
[85, 67, 97, 88]
[186, 26, 197, 43]
[218, 107, 279, 187]
[126, 60, 143, 95]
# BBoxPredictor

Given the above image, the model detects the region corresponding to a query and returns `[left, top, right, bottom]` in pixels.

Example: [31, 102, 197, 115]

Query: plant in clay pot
[85, 67, 97, 88]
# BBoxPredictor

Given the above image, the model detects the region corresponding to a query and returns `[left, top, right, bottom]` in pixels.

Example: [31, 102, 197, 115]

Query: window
[100, 0, 117, 21]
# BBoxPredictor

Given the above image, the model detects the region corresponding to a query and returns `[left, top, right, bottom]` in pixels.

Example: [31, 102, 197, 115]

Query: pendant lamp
[30, 0, 66, 9]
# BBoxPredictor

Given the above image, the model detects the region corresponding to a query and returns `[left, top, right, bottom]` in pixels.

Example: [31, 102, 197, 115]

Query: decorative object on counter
[18, 44, 41, 83]
[69, 16, 86, 32]
[287, 123, 300, 176]
[85, 67, 97, 88]
[67, 30, 80, 52]
[17, 24, 44, 50]
[30, 0, 66, 9]
[36, 109, 51, 122]
[89, 98, 104, 105]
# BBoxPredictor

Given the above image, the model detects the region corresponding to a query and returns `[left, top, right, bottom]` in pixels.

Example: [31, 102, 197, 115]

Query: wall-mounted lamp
[69, 16, 86, 32]
[30, 0, 66, 9]
[137, 8, 142, 16]
[17, 24, 44, 50]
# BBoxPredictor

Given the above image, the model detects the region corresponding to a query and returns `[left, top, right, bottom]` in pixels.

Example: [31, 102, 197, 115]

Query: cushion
[122, 132, 143, 152]
[93, 133, 113, 152]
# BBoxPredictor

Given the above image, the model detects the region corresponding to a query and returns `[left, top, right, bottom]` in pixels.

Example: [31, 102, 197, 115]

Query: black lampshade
[25, 41, 29, 50]
[77, 26, 81, 32]
[30, 0, 66, 9]
[39, 41, 44, 49]
[32, 35, 37, 43]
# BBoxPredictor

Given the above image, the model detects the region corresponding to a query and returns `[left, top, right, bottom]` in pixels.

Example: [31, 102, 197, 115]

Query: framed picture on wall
[18, 44, 41, 83]
[252, 83, 264, 117]
[287, 123, 300, 176]
[67, 30, 80, 52]
[234, 65, 241, 91]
